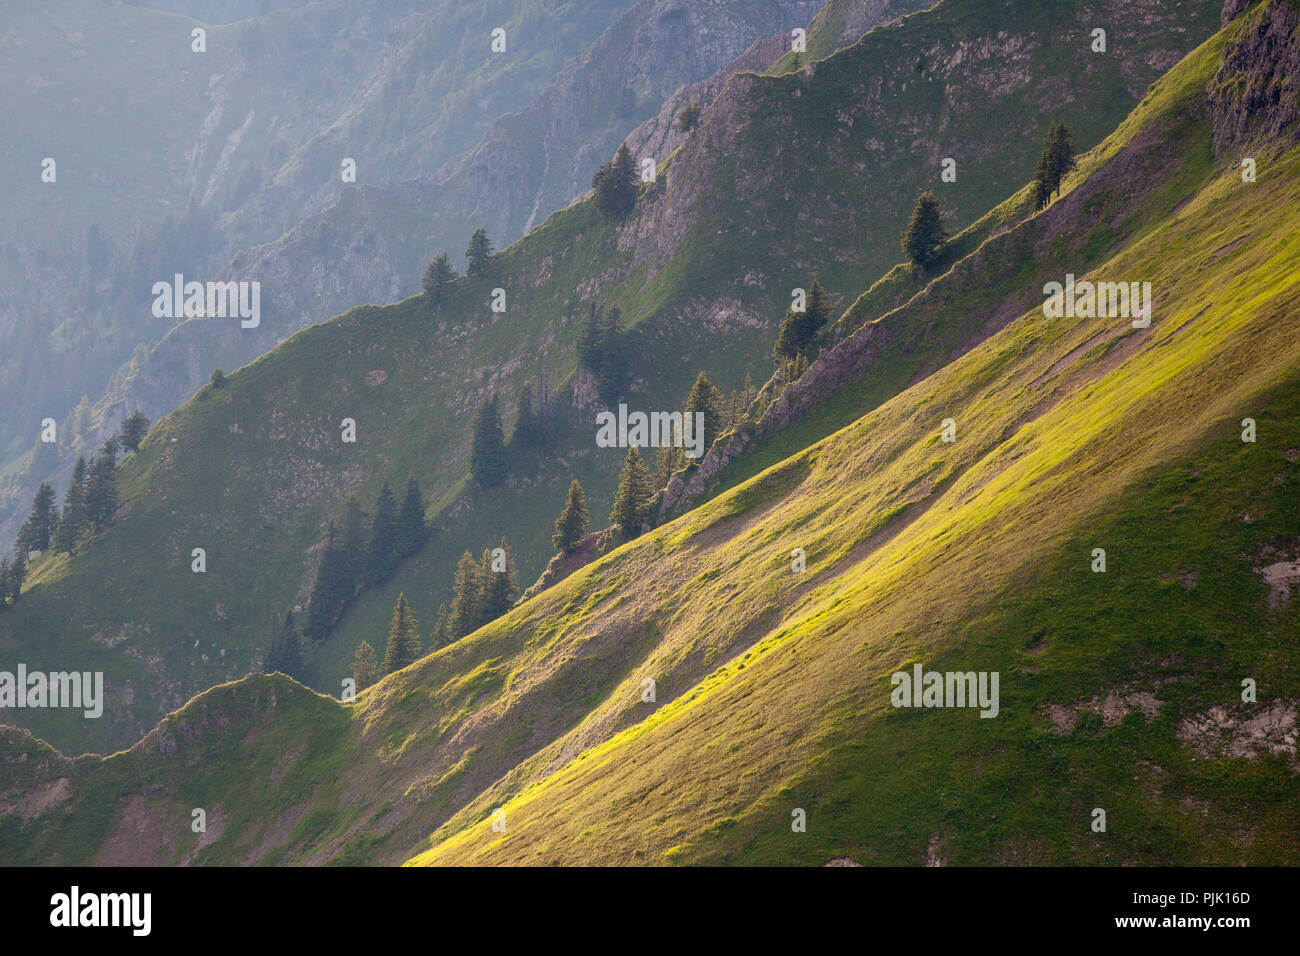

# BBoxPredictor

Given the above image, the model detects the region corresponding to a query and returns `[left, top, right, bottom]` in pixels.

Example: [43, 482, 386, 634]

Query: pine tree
[51, 458, 89, 552]
[339, 497, 368, 589]
[592, 143, 639, 218]
[610, 447, 653, 537]
[773, 307, 802, 362]
[381, 593, 422, 674]
[1032, 150, 1054, 210]
[430, 603, 451, 650]
[901, 191, 948, 269]
[449, 550, 485, 638]
[366, 482, 399, 584]
[100, 435, 121, 466]
[306, 523, 349, 640]
[577, 304, 629, 403]
[395, 478, 427, 558]
[684, 371, 725, 454]
[84, 453, 118, 531]
[1049, 125, 1078, 194]
[465, 228, 493, 277]
[482, 538, 519, 619]
[119, 410, 151, 452]
[422, 252, 457, 304]
[0, 558, 8, 608]
[8, 550, 25, 603]
[264, 610, 303, 678]
[18, 482, 57, 554]
[470, 396, 508, 487]
[1033, 123, 1078, 209]
[798, 279, 831, 347]
[654, 443, 683, 488]
[677, 102, 701, 133]
[552, 479, 590, 554]
[351, 640, 379, 692]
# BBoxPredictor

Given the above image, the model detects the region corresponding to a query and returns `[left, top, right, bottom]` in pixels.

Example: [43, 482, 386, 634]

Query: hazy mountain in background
[0, 0, 646, 535]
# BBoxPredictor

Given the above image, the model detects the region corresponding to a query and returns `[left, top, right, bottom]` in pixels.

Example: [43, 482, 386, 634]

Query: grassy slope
[408, 31, 1300, 864]
[4, 14, 1297, 866]
[0, 0, 1222, 756]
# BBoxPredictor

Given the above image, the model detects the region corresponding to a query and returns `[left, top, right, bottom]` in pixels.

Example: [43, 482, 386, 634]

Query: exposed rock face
[1222, 0, 1254, 27]
[1208, 0, 1300, 158]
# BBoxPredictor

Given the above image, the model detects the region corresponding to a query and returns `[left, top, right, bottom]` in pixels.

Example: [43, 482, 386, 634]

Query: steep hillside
[0, 0, 642, 536]
[0, 0, 1222, 757]
[87, 0, 842, 492]
[2, 2, 1294, 867]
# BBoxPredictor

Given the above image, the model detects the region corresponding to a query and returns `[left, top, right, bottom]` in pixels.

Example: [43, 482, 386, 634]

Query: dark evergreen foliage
[470, 396, 508, 487]
[592, 142, 638, 218]
[552, 479, 590, 554]
[465, 228, 493, 277]
[119, 410, 151, 452]
[901, 191, 948, 269]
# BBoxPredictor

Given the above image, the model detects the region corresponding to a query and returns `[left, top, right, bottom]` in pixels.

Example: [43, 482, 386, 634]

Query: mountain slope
[2, 1, 1295, 867]
[85, 0, 851, 496]
[0, 0, 1222, 757]
[0, 0, 644, 537]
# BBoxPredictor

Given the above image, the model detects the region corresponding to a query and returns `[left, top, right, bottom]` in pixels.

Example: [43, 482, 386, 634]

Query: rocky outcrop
[1208, 0, 1300, 159]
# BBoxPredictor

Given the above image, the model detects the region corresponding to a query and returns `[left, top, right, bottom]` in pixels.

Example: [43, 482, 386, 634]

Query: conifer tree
[18, 482, 57, 554]
[552, 479, 590, 554]
[592, 142, 639, 218]
[684, 371, 725, 454]
[381, 593, 422, 674]
[677, 102, 701, 133]
[470, 396, 508, 487]
[395, 478, 427, 558]
[1033, 123, 1078, 209]
[8, 550, 25, 604]
[577, 305, 630, 403]
[901, 191, 948, 269]
[430, 603, 451, 650]
[773, 307, 802, 362]
[798, 279, 830, 347]
[84, 454, 118, 532]
[654, 444, 683, 488]
[307, 523, 349, 640]
[366, 482, 399, 583]
[339, 497, 368, 589]
[51, 458, 89, 552]
[422, 252, 458, 304]
[465, 228, 493, 277]
[351, 640, 379, 692]
[0, 558, 8, 608]
[610, 447, 653, 537]
[120, 410, 151, 452]
[482, 537, 519, 619]
[100, 435, 121, 466]
[449, 550, 485, 638]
